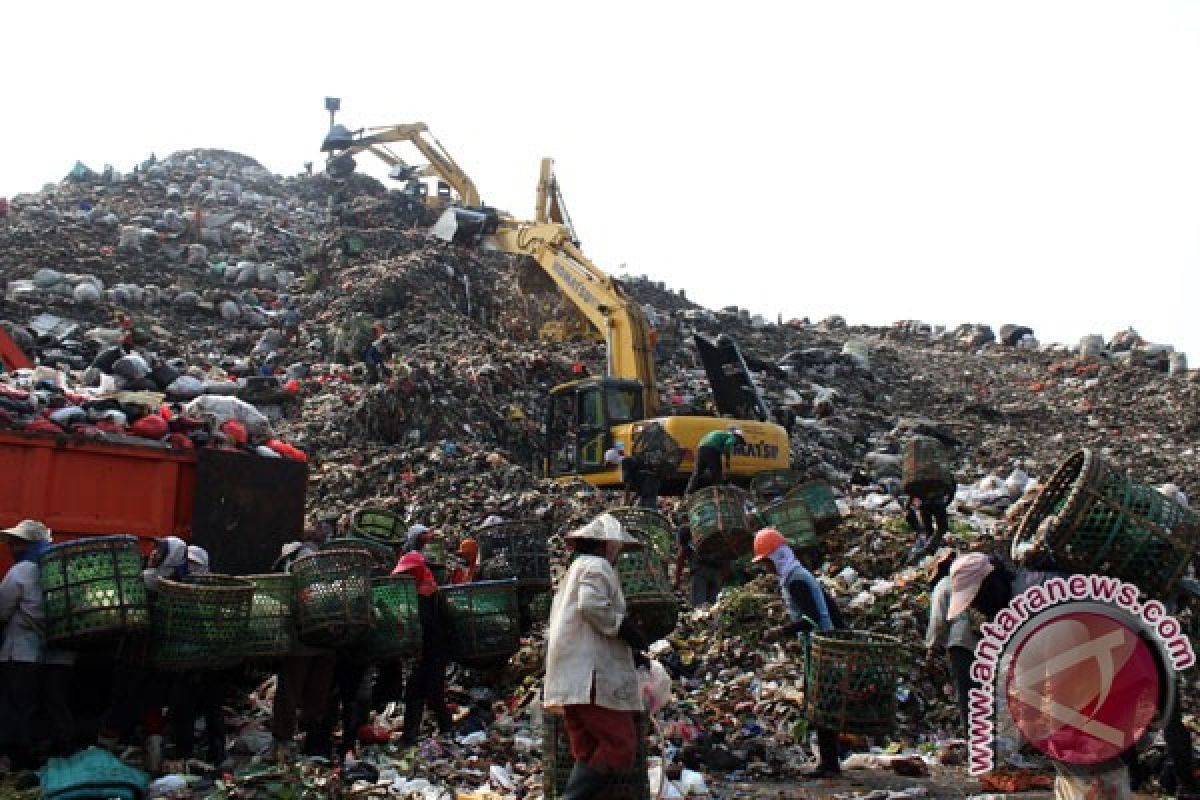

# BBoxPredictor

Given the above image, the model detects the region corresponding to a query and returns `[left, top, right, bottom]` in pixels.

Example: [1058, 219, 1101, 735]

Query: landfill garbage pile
[6, 150, 1200, 798]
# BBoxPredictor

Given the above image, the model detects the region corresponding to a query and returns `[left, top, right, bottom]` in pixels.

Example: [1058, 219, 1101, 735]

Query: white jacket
[543, 554, 643, 713]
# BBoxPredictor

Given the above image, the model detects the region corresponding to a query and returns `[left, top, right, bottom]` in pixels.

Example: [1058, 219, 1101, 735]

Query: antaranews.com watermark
[967, 574, 1195, 775]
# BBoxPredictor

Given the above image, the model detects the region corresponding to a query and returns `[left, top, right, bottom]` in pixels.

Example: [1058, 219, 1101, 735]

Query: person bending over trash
[755, 527, 846, 780]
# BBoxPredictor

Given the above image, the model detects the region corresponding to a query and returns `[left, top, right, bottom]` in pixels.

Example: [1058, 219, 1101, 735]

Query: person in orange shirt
[449, 539, 479, 585]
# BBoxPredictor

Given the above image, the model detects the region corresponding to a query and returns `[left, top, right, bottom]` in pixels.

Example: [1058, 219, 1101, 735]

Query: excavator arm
[491, 221, 659, 415]
[321, 122, 483, 208]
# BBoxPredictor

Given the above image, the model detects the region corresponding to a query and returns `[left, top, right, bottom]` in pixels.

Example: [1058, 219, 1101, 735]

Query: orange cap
[752, 528, 787, 562]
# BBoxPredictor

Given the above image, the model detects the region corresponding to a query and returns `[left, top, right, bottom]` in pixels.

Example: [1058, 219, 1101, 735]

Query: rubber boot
[805, 728, 841, 779]
[561, 762, 608, 800]
[144, 735, 163, 774]
[399, 695, 424, 745]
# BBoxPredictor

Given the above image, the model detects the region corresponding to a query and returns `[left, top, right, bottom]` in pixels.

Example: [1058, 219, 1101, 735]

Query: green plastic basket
[685, 485, 753, 561]
[243, 573, 297, 661]
[368, 574, 422, 660]
[292, 549, 373, 647]
[440, 579, 520, 668]
[544, 713, 650, 800]
[785, 481, 842, 534]
[616, 524, 678, 642]
[902, 436, 955, 499]
[151, 575, 254, 671]
[350, 507, 405, 545]
[1013, 449, 1200, 598]
[609, 508, 674, 559]
[41, 536, 149, 647]
[322, 537, 397, 576]
[755, 498, 818, 550]
[750, 469, 801, 502]
[806, 630, 902, 736]
[477, 520, 551, 590]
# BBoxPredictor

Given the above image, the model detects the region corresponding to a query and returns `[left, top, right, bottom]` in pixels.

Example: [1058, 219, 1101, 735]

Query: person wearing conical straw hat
[544, 513, 647, 800]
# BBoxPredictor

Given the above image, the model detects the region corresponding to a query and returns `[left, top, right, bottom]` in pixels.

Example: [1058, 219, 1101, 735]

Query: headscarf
[393, 551, 438, 596]
[144, 535, 189, 590]
[186, 545, 210, 576]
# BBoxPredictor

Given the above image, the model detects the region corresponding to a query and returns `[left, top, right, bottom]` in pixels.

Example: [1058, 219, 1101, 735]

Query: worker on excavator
[685, 425, 746, 495]
[755, 528, 846, 780]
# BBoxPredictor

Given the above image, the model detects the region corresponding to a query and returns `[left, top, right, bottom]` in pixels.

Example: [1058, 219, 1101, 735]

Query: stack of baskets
[151, 575, 255, 670]
[1012, 449, 1200, 598]
[543, 713, 650, 800]
[291, 548, 374, 647]
[367, 573, 422, 660]
[610, 508, 678, 642]
[805, 630, 902, 736]
[41, 536, 149, 648]
[684, 485, 754, 561]
[784, 481, 842, 533]
[440, 579, 520, 669]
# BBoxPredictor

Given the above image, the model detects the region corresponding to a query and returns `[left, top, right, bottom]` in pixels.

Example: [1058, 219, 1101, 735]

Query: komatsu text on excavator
[320, 103, 789, 490]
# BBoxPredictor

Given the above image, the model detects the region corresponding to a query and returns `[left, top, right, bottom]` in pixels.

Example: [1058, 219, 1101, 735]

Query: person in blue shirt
[754, 528, 845, 779]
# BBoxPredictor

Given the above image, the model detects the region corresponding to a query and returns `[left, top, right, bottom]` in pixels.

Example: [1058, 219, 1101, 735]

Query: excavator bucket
[321, 124, 356, 152]
[432, 207, 499, 245]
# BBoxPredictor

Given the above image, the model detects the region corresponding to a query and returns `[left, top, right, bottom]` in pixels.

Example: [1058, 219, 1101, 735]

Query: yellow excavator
[320, 112, 790, 490]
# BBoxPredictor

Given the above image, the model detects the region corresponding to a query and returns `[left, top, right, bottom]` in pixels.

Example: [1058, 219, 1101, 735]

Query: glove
[617, 617, 648, 653]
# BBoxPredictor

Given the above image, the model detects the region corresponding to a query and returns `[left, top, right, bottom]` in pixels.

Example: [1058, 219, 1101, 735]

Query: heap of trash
[2, 150, 1200, 799]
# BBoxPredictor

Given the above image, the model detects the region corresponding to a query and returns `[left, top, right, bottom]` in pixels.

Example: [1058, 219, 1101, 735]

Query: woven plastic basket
[440, 579, 520, 668]
[41, 535, 149, 647]
[685, 485, 753, 562]
[755, 498, 818, 550]
[150, 575, 254, 671]
[477, 520, 551, 590]
[543, 712, 650, 800]
[785, 481, 842, 534]
[291, 549, 373, 647]
[242, 573, 297, 661]
[321, 537, 397, 576]
[368, 574, 422, 660]
[1013, 449, 1200, 598]
[609, 508, 674, 559]
[350, 507, 405, 545]
[750, 469, 801, 502]
[805, 630, 902, 735]
[902, 436, 955, 499]
[616, 524, 678, 642]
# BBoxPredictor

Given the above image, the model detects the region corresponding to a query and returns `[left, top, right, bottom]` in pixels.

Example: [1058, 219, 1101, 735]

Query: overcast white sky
[4, 2, 1199, 356]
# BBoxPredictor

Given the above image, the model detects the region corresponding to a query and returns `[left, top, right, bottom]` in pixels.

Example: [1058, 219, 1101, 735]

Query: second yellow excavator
[320, 111, 790, 490]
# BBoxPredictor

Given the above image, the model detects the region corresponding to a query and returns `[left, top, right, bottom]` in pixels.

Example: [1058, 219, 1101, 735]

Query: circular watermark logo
[1003, 608, 1162, 765]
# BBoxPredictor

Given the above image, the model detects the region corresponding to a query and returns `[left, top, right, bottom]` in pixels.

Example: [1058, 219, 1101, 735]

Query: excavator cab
[545, 378, 644, 477]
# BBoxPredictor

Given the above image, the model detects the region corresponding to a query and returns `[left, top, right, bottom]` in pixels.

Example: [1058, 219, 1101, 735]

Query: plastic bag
[638, 658, 673, 713]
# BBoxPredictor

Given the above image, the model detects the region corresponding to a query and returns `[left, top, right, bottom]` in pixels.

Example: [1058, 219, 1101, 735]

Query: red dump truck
[0, 429, 308, 575]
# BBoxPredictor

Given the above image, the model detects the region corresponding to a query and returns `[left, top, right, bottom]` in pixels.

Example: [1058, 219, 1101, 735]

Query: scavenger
[753, 527, 846, 779]
[543, 514, 648, 800]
